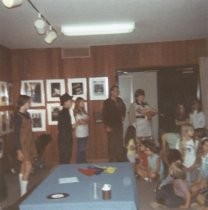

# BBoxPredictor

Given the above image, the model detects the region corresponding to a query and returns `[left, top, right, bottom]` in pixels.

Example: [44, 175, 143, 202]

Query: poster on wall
[68, 78, 87, 100]
[7, 83, 13, 106]
[20, 80, 45, 107]
[46, 79, 65, 102]
[28, 109, 46, 132]
[8, 110, 14, 132]
[0, 111, 9, 135]
[89, 77, 108, 100]
[0, 81, 9, 106]
[47, 103, 62, 125]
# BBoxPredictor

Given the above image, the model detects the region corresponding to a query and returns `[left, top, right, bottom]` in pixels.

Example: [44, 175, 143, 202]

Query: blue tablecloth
[20, 162, 139, 210]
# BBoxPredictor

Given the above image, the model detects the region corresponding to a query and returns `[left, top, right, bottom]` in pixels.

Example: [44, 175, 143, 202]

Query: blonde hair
[169, 161, 186, 179]
[74, 97, 87, 116]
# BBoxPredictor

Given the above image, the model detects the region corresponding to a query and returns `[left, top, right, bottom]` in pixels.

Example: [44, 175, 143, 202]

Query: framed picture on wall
[20, 80, 45, 107]
[89, 77, 109, 100]
[47, 103, 62, 125]
[68, 78, 87, 100]
[7, 83, 13, 106]
[0, 111, 9, 135]
[46, 79, 65, 102]
[28, 109, 46, 132]
[0, 81, 9, 106]
[8, 110, 14, 132]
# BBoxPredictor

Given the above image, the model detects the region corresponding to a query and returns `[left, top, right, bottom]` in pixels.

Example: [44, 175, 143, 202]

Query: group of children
[125, 124, 208, 209]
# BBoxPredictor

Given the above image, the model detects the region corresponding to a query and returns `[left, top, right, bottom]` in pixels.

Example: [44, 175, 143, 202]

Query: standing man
[58, 93, 74, 164]
[129, 89, 157, 142]
[102, 85, 126, 162]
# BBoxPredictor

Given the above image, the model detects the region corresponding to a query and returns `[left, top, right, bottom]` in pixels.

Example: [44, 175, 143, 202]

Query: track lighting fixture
[44, 26, 57, 44]
[2, 0, 57, 44]
[34, 13, 47, 35]
[2, 0, 23, 8]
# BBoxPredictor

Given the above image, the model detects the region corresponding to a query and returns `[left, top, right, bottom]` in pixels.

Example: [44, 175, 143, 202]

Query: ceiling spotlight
[44, 26, 57, 44]
[61, 22, 135, 36]
[34, 13, 46, 35]
[2, 0, 23, 8]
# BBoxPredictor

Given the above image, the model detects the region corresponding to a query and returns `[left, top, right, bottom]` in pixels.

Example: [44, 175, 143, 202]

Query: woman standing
[14, 95, 37, 196]
[74, 97, 89, 163]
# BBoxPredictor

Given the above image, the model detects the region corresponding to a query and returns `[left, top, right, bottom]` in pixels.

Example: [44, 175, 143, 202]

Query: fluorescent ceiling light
[2, 0, 23, 8]
[61, 22, 135, 36]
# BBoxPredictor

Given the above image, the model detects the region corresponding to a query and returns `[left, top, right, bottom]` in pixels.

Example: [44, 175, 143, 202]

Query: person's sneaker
[150, 201, 166, 209]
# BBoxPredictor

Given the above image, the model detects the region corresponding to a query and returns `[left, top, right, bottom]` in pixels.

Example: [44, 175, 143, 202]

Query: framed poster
[46, 79, 65, 101]
[68, 78, 87, 100]
[7, 83, 13, 106]
[28, 109, 46, 132]
[0, 81, 9, 106]
[89, 77, 108, 100]
[0, 111, 9, 135]
[47, 103, 62, 125]
[8, 110, 14, 132]
[20, 80, 45, 107]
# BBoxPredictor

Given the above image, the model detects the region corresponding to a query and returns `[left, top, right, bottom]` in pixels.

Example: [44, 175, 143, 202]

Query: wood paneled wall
[1, 39, 207, 167]
[0, 45, 14, 166]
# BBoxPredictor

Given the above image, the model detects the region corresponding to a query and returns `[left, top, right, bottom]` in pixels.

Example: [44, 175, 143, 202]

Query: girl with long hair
[74, 97, 89, 163]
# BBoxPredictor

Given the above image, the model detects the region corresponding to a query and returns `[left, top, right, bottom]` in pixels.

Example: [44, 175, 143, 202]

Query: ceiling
[0, 0, 208, 49]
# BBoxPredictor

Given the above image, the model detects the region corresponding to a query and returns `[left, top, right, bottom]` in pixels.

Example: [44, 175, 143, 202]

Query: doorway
[118, 66, 199, 142]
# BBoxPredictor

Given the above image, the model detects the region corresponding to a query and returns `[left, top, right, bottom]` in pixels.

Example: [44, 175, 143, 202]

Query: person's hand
[17, 150, 24, 161]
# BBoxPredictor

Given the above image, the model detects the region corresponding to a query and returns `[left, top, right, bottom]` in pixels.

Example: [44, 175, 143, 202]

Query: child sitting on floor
[151, 160, 191, 209]
[136, 140, 149, 179]
[191, 137, 208, 196]
[125, 125, 137, 165]
[144, 141, 164, 181]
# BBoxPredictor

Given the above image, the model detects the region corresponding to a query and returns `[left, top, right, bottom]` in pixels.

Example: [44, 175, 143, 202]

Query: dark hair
[175, 103, 187, 120]
[169, 161, 186, 179]
[17, 95, 31, 109]
[124, 125, 136, 146]
[190, 99, 202, 113]
[134, 89, 145, 98]
[167, 149, 183, 165]
[145, 141, 158, 153]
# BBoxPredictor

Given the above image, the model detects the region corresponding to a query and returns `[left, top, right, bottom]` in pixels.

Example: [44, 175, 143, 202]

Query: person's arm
[161, 133, 169, 164]
[180, 190, 191, 209]
[14, 114, 24, 161]
[121, 98, 126, 121]
[128, 103, 136, 126]
[198, 112, 206, 128]
[152, 156, 161, 177]
[102, 100, 112, 132]
[14, 114, 22, 151]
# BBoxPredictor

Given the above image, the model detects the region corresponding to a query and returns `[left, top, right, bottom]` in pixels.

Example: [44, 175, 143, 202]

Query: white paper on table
[58, 177, 79, 184]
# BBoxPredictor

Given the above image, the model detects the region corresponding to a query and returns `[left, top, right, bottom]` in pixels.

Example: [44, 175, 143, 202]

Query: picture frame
[8, 110, 14, 132]
[68, 78, 87, 100]
[46, 79, 65, 102]
[7, 83, 13, 106]
[28, 109, 46, 132]
[0, 81, 9, 106]
[20, 80, 45, 107]
[89, 77, 109, 100]
[0, 111, 9, 135]
[47, 103, 62, 125]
